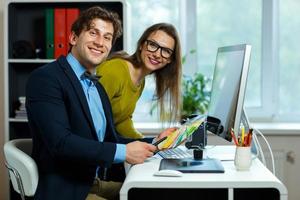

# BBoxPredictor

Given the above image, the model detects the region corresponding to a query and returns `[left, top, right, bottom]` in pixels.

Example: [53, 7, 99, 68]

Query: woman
[96, 23, 182, 139]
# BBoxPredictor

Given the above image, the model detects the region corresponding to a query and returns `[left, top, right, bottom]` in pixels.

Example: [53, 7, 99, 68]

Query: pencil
[230, 129, 239, 146]
[241, 126, 245, 146]
[247, 129, 253, 146]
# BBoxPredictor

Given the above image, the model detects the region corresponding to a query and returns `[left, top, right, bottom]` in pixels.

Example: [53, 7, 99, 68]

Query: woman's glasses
[145, 40, 174, 59]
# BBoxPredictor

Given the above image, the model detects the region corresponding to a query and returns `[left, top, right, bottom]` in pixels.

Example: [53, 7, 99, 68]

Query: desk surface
[120, 145, 287, 200]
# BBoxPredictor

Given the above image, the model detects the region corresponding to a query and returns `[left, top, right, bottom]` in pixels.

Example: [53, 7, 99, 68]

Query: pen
[153, 136, 168, 146]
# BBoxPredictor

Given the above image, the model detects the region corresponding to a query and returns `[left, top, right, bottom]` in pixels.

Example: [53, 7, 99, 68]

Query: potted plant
[181, 49, 211, 120]
[181, 72, 211, 120]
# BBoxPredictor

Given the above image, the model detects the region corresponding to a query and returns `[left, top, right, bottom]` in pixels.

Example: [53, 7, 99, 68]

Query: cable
[242, 109, 265, 163]
[242, 109, 274, 173]
[253, 128, 276, 175]
[252, 131, 266, 165]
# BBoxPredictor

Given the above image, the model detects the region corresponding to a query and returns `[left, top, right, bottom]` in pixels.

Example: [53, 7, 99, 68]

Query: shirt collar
[66, 53, 86, 81]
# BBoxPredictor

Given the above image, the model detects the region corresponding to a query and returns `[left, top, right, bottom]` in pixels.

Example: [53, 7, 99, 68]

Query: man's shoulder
[27, 59, 69, 88]
[26, 57, 71, 94]
[31, 57, 66, 76]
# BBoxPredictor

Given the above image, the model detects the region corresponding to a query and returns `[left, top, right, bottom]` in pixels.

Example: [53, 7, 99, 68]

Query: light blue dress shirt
[66, 53, 126, 163]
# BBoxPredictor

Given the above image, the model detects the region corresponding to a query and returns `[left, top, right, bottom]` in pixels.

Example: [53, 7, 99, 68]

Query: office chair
[4, 139, 38, 200]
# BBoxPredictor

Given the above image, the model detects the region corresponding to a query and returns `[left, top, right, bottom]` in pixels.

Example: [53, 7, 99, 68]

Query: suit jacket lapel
[57, 56, 97, 139]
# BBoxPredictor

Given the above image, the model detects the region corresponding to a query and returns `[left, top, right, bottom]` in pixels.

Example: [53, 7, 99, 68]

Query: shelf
[9, 59, 55, 63]
[9, 118, 28, 122]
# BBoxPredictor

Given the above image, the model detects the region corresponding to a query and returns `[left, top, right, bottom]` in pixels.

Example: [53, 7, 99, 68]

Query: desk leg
[228, 188, 233, 200]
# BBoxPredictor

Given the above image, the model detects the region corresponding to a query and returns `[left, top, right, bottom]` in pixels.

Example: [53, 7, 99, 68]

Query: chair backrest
[4, 139, 38, 197]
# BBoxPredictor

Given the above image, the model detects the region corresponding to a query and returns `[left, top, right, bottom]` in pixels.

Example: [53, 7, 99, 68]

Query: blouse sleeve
[115, 117, 143, 139]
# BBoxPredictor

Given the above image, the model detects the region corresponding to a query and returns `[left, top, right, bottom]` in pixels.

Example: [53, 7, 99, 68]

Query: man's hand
[126, 141, 156, 164]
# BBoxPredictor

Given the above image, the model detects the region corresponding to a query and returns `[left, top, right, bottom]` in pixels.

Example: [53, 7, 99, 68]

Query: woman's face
[140, 30, 175, 73]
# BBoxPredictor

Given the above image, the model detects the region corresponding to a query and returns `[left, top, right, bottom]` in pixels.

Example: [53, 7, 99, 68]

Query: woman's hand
[157, 127, 177, 140]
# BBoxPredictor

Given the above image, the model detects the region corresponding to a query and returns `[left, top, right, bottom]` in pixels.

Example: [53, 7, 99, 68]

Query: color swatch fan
[158, 115, 206, 150]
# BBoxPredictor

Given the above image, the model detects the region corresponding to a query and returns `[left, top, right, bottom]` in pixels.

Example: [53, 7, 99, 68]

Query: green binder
[45, 8, 54, 59]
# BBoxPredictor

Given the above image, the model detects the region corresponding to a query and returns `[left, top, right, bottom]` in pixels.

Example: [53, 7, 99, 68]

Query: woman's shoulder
[96, 58, 130, 81]
[99, 58, 127, 70]
[107, 57, 127, 64]
[99, 58, 128, 72]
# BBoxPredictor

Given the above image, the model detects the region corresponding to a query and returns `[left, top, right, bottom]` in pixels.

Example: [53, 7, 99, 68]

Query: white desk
[120, 146, 287, 200]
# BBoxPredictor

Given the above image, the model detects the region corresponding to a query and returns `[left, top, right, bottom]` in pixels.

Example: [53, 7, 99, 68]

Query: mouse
[153, 169, 183, 177]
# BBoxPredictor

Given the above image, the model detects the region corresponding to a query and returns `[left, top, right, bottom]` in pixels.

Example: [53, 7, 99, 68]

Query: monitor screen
[207, 44, 251, 141]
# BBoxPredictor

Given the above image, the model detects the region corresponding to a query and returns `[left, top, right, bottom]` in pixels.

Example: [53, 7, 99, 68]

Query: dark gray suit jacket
[26, 56, 152, 200]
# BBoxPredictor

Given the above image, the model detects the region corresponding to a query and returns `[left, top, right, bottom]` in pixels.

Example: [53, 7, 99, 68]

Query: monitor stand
[185, 115, 223, 151]
[184, 115, 223, 161]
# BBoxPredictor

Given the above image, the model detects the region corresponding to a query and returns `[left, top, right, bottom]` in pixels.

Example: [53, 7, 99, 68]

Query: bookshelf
[4, 0, 128, 141]
[4, 1, 127, 198]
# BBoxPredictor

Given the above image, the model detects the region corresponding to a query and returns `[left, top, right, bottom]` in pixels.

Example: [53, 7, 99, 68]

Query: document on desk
[157, 115, 206, 150]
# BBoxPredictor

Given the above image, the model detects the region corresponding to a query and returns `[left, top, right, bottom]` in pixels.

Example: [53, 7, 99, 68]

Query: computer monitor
[159, 44, 252, 173]
[207, 44, 251, 141]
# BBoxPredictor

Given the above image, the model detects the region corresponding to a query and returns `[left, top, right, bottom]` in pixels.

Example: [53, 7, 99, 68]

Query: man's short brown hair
[71, 6, 122, 45]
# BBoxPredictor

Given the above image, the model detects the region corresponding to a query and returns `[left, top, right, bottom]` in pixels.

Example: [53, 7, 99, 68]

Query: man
[26, 6, 169, 200]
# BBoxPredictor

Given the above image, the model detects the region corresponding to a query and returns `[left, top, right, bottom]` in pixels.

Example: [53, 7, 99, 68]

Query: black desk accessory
[184, 115, 223, 160]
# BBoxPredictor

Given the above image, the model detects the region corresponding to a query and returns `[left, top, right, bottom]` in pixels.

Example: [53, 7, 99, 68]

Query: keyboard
[158, 148, 193, 159]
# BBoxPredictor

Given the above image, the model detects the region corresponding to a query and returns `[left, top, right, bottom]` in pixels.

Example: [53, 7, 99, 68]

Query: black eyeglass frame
[145, 39, 174, 59]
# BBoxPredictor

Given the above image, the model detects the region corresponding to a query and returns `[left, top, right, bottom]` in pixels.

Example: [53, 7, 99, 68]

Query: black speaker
[12, 40, 35, 58]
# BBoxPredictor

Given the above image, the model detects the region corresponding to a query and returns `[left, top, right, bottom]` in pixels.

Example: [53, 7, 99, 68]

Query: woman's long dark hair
[110, 23, 182, 122]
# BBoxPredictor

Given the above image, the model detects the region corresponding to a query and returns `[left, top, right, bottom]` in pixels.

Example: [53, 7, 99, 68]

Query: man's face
[69, 18, 114, 70]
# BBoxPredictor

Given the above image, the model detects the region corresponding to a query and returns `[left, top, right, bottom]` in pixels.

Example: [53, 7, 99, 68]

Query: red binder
[66, 8, 80, 53]
[54, 8, 66, 58]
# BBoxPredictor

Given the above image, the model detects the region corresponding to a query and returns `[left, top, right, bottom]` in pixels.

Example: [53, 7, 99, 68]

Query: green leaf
[182, 72, 211, 116]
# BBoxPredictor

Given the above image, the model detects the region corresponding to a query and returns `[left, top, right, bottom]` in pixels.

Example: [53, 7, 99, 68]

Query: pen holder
[234, 146, 252, 171]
